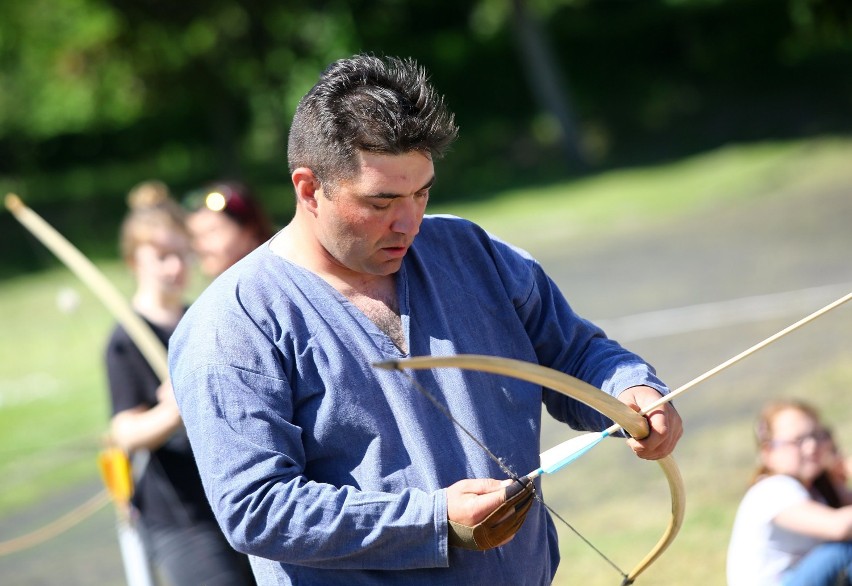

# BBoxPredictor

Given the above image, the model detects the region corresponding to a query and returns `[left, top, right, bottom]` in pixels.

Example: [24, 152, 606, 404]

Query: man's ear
[292, 168, 321, 214]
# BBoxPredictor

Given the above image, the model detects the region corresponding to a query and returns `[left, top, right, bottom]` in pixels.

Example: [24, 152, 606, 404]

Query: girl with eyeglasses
[727, 399, 852, 585]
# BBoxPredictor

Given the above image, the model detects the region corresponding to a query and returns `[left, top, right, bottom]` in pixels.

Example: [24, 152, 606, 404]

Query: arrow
[527, 289, 852, 479]
[531, 430, 613, 477]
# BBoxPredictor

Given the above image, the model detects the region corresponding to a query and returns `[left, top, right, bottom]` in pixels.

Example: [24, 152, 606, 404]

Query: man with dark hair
[287, 54, 458, 185]
[170, 53, 682, 585]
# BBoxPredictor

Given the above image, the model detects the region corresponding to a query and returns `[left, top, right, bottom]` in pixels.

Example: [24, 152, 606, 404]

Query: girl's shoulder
[747, 474, 811, 504]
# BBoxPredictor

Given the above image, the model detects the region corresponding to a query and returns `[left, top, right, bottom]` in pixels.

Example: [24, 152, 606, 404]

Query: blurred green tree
[0, 0, 849, 268]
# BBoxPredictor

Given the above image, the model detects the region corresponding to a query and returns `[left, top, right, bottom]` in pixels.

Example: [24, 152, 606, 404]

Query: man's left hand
[618, 385, 683, 460]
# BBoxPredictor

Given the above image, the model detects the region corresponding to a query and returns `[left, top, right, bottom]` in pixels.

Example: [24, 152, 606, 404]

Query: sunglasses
[185, 183, 261, 226]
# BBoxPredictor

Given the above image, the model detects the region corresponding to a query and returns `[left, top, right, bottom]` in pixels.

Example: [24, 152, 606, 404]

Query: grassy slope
[0, 267, 129, 511]
[1, 136, 851, 582]
[439, 137, 852, 252]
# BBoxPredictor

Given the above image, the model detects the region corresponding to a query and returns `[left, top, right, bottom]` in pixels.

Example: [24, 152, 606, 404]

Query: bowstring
[391, 365, 629, 582]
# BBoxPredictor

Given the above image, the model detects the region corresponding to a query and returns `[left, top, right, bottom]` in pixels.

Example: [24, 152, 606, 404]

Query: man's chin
[367, 257, 404, 276]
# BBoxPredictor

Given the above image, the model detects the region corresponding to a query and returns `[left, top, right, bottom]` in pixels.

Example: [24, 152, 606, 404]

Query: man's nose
[390, 199, 423, 235]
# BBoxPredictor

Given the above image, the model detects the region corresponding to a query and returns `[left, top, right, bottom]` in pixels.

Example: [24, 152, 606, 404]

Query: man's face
[312, 150, 434, 277]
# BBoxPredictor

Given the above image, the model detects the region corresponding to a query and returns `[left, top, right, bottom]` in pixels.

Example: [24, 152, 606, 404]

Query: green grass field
[2, 135, 851, 584]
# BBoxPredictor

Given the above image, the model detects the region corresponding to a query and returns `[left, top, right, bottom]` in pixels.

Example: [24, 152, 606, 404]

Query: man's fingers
[618, 385, 683, 460]
[447, 477, 514, 526]
[627, 404, 683, 460]
[449, 477, 536, 550]
[455, 477, 509, 497]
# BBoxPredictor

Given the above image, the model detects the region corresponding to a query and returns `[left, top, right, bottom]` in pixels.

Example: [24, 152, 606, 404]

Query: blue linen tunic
[169, 214, 667, 585]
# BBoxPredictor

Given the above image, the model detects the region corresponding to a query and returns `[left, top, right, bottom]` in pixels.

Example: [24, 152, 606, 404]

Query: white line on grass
[0, 373, 61, 409]
[595, 282, 852, 342]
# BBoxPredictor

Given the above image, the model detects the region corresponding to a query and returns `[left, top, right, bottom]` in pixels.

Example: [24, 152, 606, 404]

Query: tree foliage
[0, 0, 849, 258]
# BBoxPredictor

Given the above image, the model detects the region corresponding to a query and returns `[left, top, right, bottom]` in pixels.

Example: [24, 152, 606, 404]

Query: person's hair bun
[127, 180, 172, 210]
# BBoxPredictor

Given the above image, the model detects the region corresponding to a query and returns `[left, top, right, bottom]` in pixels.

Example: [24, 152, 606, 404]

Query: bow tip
[5, 193, 23, 213]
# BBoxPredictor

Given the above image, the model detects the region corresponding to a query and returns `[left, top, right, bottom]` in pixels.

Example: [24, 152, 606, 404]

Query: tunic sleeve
[170, 290, 449, 570]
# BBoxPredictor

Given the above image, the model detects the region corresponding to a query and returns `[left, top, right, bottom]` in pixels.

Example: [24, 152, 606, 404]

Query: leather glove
[448, 475, 536, 550]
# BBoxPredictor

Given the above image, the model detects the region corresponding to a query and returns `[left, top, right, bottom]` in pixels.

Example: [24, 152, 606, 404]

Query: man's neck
[270, 221, 392, 296]
[270, 222, 405, 352]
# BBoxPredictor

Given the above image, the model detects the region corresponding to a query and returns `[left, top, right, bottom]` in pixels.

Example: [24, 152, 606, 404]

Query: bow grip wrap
[448, 476, 536, 551]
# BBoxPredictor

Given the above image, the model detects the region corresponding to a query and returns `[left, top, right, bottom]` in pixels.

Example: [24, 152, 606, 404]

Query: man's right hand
[446, 478, 512, 526]
[445, 477, 536, 550]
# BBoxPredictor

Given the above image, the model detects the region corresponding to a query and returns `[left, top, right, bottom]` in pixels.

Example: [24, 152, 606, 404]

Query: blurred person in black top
[105, 180, 255, 585]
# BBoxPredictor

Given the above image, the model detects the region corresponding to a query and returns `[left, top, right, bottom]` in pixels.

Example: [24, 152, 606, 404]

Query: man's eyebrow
[368, 175, 435, 199]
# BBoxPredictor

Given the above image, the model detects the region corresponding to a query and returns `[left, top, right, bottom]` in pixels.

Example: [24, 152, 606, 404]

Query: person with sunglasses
[727, 399, 852, 585]
[185, 181, 275, 279]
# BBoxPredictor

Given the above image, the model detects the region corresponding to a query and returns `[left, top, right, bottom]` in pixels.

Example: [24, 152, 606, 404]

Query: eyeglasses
[768, 429, 830, 449]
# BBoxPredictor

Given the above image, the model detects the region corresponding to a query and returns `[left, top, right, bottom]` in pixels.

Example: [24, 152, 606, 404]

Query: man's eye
[371, 202, 391, 210]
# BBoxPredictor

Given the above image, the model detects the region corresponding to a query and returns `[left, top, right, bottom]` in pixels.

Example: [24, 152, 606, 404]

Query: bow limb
[375, 354, 685, 584]
[5, 193, 168, 381]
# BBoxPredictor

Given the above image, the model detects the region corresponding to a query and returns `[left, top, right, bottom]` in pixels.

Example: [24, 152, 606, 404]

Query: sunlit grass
[0, 268, 122, 511]
[436, 136, 852, 254]
[0, 262, 212, 514]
